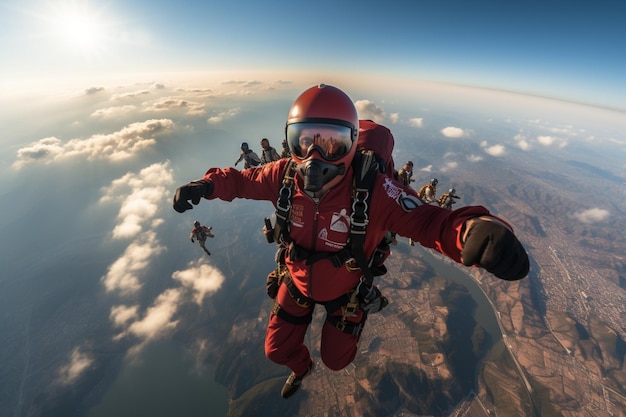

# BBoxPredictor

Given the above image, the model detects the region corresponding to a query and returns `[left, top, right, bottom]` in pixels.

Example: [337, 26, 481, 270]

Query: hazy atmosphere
[2, 1, 625, 416]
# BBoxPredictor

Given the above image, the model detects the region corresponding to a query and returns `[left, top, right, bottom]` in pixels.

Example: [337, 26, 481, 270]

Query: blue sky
[1, 0, 625, 110]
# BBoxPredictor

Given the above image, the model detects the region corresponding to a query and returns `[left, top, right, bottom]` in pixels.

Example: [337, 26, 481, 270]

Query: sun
[47, 2, 111, 53]
[56, 10, 104, 50]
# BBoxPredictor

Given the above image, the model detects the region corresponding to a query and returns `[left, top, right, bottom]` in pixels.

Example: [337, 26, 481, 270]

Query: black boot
[281, 361, 314, 399]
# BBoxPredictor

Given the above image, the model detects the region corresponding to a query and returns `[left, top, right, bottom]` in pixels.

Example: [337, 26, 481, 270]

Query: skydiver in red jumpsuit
[173, 84, 529, 399]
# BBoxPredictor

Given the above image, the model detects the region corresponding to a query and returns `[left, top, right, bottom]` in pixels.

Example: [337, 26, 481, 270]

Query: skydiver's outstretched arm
[202, 226, 215, 238]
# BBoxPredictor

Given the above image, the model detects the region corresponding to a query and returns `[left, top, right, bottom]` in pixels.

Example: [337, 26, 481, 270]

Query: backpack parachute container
[353, 120, 399, 276]
[357, 119, 396, 176]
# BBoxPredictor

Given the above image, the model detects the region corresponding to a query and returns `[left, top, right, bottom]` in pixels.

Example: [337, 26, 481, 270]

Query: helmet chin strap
[296, 159, 345, 193]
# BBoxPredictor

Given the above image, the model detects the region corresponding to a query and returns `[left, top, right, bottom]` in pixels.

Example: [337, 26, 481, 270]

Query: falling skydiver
[190, 221, 214, 255]
[439, 188, 461, 210]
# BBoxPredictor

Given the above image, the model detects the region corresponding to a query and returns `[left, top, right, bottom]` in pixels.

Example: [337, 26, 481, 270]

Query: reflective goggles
[286, 123, 354, 162]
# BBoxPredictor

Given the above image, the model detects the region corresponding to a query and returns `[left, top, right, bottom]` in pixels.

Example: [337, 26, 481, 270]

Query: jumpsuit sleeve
[371, 176, 496, 264]
[202, 158, 289, 203]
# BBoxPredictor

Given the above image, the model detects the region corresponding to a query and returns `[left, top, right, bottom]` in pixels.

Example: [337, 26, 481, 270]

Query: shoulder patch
[383, 177, 423, 212]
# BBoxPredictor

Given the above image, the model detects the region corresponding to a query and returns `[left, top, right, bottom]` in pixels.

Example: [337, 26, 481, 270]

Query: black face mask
[296, 159, 345, 193]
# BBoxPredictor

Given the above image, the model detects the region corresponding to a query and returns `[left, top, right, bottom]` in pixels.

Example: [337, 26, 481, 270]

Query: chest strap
[288, 242, 355, 268]
[272, 160, 297, 244]
[272, 152, 380, 294]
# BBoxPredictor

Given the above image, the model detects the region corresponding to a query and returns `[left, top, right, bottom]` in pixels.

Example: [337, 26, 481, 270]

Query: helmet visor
[286, 123, 354, 162]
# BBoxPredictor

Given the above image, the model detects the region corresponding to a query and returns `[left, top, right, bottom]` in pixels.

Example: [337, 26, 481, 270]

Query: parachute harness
[268, 153, 386, 335]
[273, 161, 296, 244]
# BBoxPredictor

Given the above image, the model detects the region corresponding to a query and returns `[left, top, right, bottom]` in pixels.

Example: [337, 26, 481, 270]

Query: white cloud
[514, 132, 532, 151]
[441, 126, 465, 138]
[408, 117, 423, 128]
[127, 289, 181, 339]
[172, 260, 225, 306]
[419, 164, 433, 172]
[441, 161, 458, 171]
[573, 208, 610, 224]
[389, 113, 399, 124]
[110, 304, 139, 327]
[355, 100, 387, 124]
[537, 135, 568, 148]
[143, 97, 205, 116]
[517, 140, 531, 151]
[467, 154, 483, 162]
[223, 80, 256, 87]
[101, 231, 165, 296]
[110, 90, 151, 100]
[484, 144, 506, 156]
[96, 159, 224, 358]
[207, 107, 240, 124]
[99, 163, 173, 296]
[109, 260, 227, 356]
[548, 126, 575, 136]
[13, 119, 174, 168]
[90, 105, 137, 119]
[84, 86, 105, 95]
[56, 347, 94, 386]
[115, 288, 183, 356]
[537, 135, 555, 146]
[100, 162, 174, 239]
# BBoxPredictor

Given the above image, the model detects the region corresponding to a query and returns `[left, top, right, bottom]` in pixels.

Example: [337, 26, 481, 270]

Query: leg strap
[282, 272, 315, 308]
[272, 301, 313, 325]
[325, 313, 367, 336]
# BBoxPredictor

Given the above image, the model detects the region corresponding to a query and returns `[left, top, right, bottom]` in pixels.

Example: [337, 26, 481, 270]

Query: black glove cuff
[190, 179, 214, 198]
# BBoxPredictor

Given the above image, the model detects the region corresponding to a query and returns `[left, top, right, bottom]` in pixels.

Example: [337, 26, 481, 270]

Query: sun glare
[48, 3, 110, 53]
[56, 11, 103, 49]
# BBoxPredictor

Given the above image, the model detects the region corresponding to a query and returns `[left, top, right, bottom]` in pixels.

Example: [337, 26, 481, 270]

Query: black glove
[173, 180, 213, 213]
[266, 270, 279, 299]
[359, 286, 388, 314]
[461, 217, 529, 281]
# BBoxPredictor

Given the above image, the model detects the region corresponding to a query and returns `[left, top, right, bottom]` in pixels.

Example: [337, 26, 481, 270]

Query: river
[415, 246, 503, 344]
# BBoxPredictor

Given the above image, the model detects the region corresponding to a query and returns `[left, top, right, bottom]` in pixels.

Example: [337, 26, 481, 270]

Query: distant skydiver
[260, 138, 281, 164]
[417, 178, 439, 204]
[190, 221, 214, 256]
[280, 139, 291, 158]
[397, 161, 415, 186]
[234, 142, 261, 169]
[439, 188, 461, 210]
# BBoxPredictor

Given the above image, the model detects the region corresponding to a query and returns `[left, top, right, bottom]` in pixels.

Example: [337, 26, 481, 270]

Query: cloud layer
[13, 119, 174, 168]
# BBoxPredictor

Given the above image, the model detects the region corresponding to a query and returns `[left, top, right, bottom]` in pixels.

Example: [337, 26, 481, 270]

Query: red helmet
[285, 84, 359, 167]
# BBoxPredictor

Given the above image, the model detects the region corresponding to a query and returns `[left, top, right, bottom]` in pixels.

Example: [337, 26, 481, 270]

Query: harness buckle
[342, 290, 359, 319]
[294, 296, 313, 308]
[336, 321, 347, 332]
[344, 258, 359, 272]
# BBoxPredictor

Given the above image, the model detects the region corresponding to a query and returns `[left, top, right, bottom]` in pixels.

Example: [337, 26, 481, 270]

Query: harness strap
[325, 314, 367, 336]
[349, 151, 379, 288]
[277, 259, 369, 335]
[281, 272, 350, 312]
[288, 242, 354, 267]
[269, 152, 383, 335]
[282, 272, 315, 307]
[273, 160, 297, 244]
[272, 301, 313, 325]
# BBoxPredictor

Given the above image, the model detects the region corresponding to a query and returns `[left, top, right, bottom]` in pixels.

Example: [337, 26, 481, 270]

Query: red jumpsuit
[203, 159, 493, 375]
